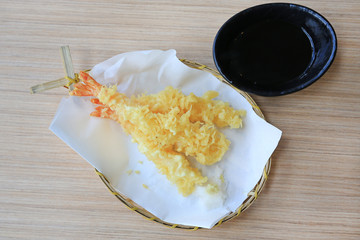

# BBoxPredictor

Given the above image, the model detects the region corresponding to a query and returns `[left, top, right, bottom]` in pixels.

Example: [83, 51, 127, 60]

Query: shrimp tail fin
[91, 98, 103, 105]
[70, 71, 102, 97]
[90, 105, 116, 120]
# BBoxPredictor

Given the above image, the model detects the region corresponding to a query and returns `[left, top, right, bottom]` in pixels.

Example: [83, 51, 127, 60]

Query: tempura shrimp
[70, 71, 245, 196]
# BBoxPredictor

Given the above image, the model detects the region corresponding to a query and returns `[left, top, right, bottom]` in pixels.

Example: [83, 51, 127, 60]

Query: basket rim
[95, 59, 272, 230]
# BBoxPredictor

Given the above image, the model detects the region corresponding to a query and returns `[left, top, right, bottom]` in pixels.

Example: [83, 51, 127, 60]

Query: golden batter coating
[70, 71, 245, 196]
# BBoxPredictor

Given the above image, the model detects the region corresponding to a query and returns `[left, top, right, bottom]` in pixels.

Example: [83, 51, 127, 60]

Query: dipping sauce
[219, 19, 314, 89]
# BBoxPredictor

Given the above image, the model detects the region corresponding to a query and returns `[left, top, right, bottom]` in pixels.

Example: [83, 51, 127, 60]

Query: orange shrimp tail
[70, 71, 102, 97]
[91, 98, 103, 105]
[90, 106, 116, 120]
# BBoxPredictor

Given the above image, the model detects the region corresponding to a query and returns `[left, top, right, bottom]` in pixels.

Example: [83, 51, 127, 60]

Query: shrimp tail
[69, 72, 116, 119]
[90, 105, 116, 120]
[70, 71, 102, 97]
[91, 98, 103, 105]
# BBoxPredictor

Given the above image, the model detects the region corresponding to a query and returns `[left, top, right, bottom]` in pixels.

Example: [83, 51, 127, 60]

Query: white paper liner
[50, 49, 282, 228]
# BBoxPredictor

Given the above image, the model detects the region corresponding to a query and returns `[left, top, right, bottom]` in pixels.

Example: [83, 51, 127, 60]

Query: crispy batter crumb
[220, 174, 225, 183]
[206, 184, 220, 194]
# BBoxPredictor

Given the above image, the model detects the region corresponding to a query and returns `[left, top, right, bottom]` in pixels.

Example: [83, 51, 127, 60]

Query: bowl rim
[212, 2, 337, 96]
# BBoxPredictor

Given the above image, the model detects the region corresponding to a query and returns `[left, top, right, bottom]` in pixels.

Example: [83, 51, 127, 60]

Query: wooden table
[1, 0, 359, 239]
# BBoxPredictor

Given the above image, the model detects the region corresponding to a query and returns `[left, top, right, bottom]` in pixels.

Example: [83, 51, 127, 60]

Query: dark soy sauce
[225, 19, 313, 88]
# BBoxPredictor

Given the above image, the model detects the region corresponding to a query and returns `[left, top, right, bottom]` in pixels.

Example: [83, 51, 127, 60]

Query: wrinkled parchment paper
[50, 50, 282, 228]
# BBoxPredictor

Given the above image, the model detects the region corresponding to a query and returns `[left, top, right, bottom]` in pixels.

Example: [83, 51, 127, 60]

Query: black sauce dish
[213, 3, 337, 96]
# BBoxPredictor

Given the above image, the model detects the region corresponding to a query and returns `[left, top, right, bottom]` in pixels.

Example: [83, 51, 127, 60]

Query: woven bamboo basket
[94, 59, 272, 230]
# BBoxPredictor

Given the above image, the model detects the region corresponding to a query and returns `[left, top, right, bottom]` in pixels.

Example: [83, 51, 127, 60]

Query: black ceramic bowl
[213, 3, 337, 96]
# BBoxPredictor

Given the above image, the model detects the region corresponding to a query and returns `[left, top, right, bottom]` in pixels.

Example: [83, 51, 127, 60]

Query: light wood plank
[1, 0, 359, 239]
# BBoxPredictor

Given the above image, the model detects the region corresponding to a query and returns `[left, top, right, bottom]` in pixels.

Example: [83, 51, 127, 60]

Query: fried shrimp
[70, 71, 245, 196]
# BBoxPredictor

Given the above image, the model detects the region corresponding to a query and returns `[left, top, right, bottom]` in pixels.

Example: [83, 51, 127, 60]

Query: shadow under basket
[95, 59, 272, 230]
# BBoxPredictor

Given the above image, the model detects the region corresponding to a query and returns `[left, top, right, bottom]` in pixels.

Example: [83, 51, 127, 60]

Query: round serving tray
[95, 59, 271, 230]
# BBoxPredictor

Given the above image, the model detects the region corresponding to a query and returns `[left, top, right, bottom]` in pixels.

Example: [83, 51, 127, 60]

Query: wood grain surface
[1, 0, 359, 239]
